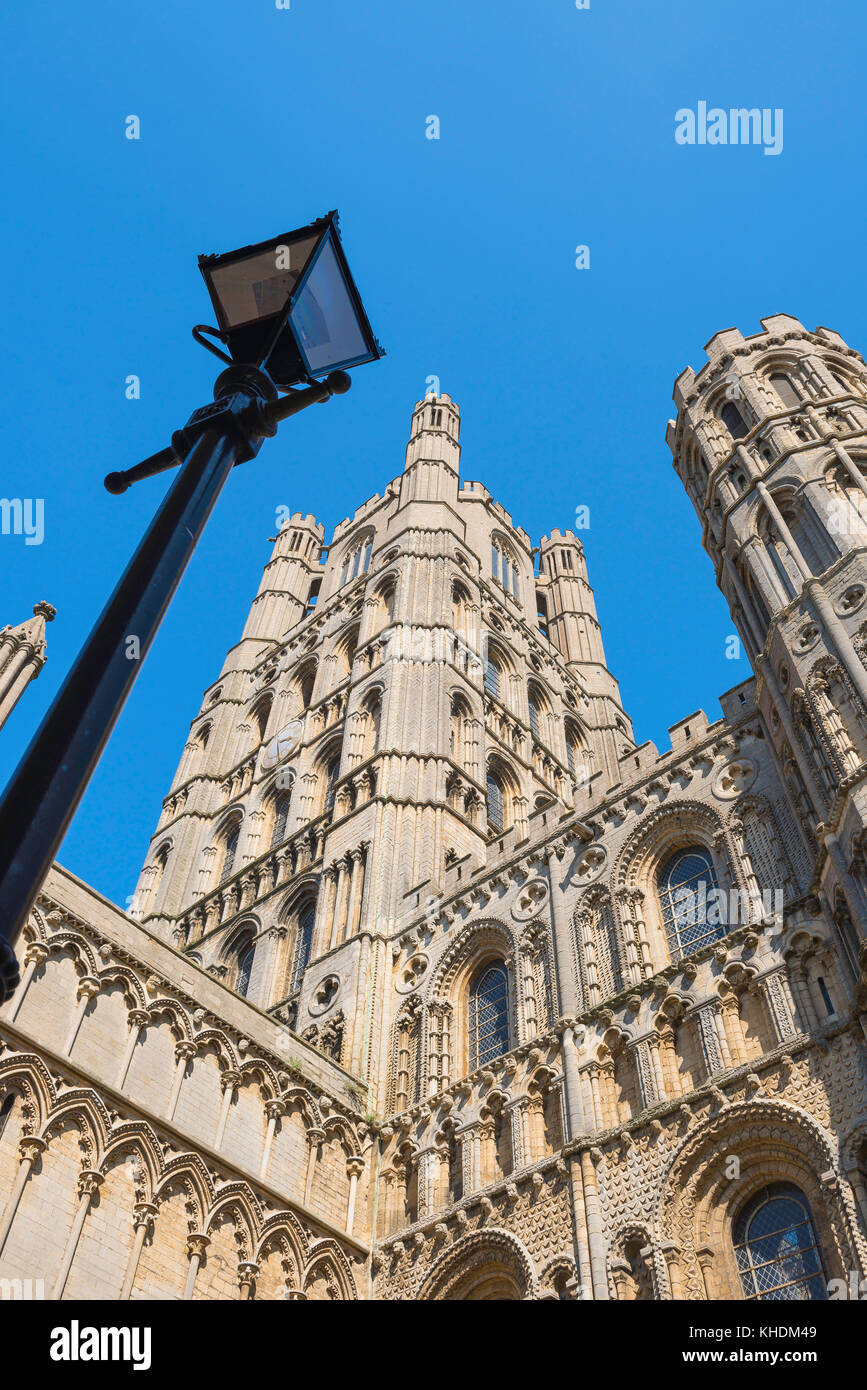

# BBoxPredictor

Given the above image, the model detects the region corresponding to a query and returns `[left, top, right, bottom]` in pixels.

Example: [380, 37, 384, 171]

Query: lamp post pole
[0, 363, 350, 1002]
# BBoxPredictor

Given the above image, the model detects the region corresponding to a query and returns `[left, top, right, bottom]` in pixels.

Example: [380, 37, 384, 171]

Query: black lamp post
[0, 212, 383, 1003]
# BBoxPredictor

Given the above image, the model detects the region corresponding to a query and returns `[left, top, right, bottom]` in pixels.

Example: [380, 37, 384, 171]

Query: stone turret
[0, 601, 56, 729]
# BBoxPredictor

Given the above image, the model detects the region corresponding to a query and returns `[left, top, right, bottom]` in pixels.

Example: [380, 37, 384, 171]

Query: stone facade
[2, 314, 867, 1300]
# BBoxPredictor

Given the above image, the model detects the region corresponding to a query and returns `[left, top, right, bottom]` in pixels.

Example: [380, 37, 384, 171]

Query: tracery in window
[733, 1183, 826, 1301]
[219, 818, 242, 885]
[339, 534, 373, 587]
[657, 845, 726, 958]
[289, 900, 316, 993]
[491, 539, 520, 599]
[469, 961, 510, 1068]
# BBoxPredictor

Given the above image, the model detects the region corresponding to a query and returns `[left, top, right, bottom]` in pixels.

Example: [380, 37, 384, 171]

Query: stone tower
[0, 601, 55, 730]
[667, 313, 867, 979]
[132, 393, 633, 1105]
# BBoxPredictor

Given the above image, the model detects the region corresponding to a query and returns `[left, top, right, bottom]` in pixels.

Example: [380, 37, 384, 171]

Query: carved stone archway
[416, 1228, 536, 1301]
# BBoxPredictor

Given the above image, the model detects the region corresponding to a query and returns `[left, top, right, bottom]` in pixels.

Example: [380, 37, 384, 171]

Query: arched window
[565, 722, 589, 786]
[378, 581, 396, 628]
[153, 842, 171, 887]
[452, 580, 471, 631]
[486, 769, 505, 834]
[775, 497, 837, 578]
[236, 939, 255, 998]
[491, 539, 520, 599]
[289, 902, 316, 993]
[298, 666, 316, 710]
[323, 755, 341, 813]
[304, 577, 321, 615]
[339, 534, 373, 587]
[251, 693, 273, 741]
[527, 683, 548, 743]
[833, 894, 862, 981]
[657, 846, 725, 959]
[219, 821, 241, 885]
[337, 627, 359, 682]
[721, 401, 748, 440]
[486, 759, 521, 837]
[365, 696, 382, 755]
[740, 562, 771, 637]
[527, 691, 541, 740]
[733, 1183, 826, 1301]
[271, 791, 291, 848]
[770, 372, 801, 410]
[0, 1092, 16, 1140]
[469, 961, 511, 1068]
[536, 590, 549, 637]
[450, 693, 471, 763]
[484, 650, 502, 699]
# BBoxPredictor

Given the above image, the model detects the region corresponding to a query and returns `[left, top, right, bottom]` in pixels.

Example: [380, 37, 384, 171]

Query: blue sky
[1, 0, 865, 910]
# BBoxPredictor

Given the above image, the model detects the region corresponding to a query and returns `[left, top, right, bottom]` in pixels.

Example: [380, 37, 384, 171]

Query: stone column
[566, 1157, 594, 1298]
[237, 1261, 259, 1301]
[317, 864, 339, 957]
[345, 848, 365, 940]
[631, 891, 654, 979]
[261, 927, 287, 1011]
[7, 941, 48, 1021]
[783, 956, 816, 1034]
[693, 1004, 725, 1079]
[183, 1233, 210, 1300]
[711, 1007, 733, 1070]
[120, 1202, 157, 1300]
[844, 1165, 867, 1234]
[214, 1069, 240, 1149]
[697, 1246, 716, 1300]
[477, 1122, 496, 1189]
[758, 654, 826, 820]
[381, 1169, 398, 1237]
[629, 1038, 659, 1109]
[660, 1241, 684, 1299]
[507, 1100, 528, 1171]
[805, 576, 867, 709]
[417, 1149, 439, 1221]
[580, 1149, 609, 1300]
[0, 1135, 46, 1257]
[585, 1064, 604, 1130]
[547, 842, 578, 1017]
[117, 1009, 151, 1090]
[260, 1100, 285, 1181]
[610, 1259, 633, 1300]
[330, 862, 350, 950]
[304, 1129, 325, 1206]
[756, 481, 813, 582]
[460, 1127, 479, 1197]
[756, 967, 799, 1043]
[167, 1042, 197, 1122]
[345, 1157, 365, 1236]
[648, 1033, 667, 1101]
[560, 1025, 588, 1140]
[51, 1170, 103, 1300]
[62, 977, 100, 1056]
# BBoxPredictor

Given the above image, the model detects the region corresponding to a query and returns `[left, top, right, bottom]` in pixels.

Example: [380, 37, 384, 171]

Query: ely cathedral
[2, 313, 867, 1301]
